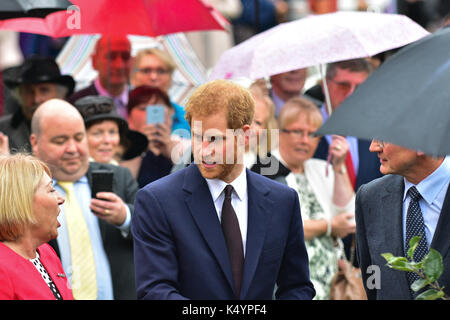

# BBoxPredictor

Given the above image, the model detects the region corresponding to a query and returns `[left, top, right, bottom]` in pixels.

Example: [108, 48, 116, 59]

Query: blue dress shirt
[54, 176, 114, 300]
[402, 156, 450, 249]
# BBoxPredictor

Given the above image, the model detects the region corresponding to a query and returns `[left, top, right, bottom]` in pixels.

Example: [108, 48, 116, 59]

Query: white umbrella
[210, 11, 429, 81]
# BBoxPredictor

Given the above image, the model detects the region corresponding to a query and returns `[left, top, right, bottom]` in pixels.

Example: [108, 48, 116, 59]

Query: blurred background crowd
[0, 0, 448, 301]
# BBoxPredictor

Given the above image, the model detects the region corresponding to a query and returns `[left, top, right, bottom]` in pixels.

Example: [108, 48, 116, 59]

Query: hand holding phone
[146, 105, 166, 124]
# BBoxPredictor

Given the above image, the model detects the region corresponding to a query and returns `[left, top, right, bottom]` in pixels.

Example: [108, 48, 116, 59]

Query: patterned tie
[405, 186, 428, 286]
[221, 185, 244, 298]
[59, 181, 98, 300]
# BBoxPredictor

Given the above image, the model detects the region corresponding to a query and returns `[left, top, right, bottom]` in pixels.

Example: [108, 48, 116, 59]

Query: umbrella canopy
[56, 34, 207, 106]
[0, 0, 72, 20]
[0, 0, 227, 37]
[316, 27, 450, 157]
[209, 11, 428, 80]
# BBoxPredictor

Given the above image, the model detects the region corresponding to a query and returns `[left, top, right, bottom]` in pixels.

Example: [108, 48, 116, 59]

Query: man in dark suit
[356, 140, 450, 299]
[68, 35, 132, 119]
[132, 80, 315, 300]
[30, 98, 138, 300]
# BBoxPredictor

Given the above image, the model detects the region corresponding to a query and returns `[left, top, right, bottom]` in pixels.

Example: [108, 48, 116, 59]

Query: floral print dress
[294, 173, 343, 300]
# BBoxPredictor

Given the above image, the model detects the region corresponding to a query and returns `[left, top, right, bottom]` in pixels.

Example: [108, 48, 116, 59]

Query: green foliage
[381, 236, 449, 300]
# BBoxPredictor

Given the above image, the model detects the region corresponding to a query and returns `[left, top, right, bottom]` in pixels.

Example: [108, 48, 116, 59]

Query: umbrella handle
[318, 63, 333, 116]
[318, 63, 333, 177]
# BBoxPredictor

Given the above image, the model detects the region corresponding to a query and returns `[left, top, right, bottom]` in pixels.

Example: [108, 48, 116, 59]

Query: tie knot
[408, 186, 422, 202]
[224, 185, 234, 199]
[58, 181, 74, 193]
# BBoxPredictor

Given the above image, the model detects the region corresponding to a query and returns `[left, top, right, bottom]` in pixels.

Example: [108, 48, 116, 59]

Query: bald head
[31, 98, 83, 137]
[94, 35, 131, 52]
[30, 98, 89, 182]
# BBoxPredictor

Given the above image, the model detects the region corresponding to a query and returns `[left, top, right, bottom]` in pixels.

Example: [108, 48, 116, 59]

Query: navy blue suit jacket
[131, 163, 315, 300]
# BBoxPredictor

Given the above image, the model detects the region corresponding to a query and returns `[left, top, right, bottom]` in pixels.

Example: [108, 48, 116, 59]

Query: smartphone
[146, 105, 165, 124]
[91, 169, 114, 199]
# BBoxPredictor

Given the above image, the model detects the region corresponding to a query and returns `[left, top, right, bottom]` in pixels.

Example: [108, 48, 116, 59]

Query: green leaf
[385, 257, 416, 272]
[411, 278, 430, 292]
[381, 253, 395, 263]
[411, 261, 424, 270]
[415, 289, 445, 300]
[407, 236, 422, 260]
[423, 249, 443, 283]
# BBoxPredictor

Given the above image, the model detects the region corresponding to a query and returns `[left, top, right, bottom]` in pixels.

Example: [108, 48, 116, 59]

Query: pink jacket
[0, 242, 73, 300]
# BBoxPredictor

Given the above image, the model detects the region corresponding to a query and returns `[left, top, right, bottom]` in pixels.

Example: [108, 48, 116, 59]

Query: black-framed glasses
[281, 128, 317, 139]
[135, 67, 170, 75]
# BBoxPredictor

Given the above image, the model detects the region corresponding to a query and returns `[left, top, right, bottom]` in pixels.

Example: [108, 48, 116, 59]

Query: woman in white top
[268, 97, 356, 299]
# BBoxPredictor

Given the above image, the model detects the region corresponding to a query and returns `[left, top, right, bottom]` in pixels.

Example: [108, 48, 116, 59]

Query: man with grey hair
[0, 56, 75, 153]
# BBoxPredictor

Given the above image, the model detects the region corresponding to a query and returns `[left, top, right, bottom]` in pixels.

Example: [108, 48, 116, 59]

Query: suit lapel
[430, 185, 450, 258]
[240, 170, 271, 299]
[380, 177, 405, 257]
[380, 176, 412, 294]
[182, 164, 234, 292]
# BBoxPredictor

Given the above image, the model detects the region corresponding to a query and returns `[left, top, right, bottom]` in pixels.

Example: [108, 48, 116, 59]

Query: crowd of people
[0, 1, 449, 302]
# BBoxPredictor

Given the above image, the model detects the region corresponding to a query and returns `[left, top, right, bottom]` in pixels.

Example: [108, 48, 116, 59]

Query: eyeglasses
[135, 67, 170, 75]
[328, 78, 359, 92]
[105, 51, 131, 61]
[281, 128, 317, 139]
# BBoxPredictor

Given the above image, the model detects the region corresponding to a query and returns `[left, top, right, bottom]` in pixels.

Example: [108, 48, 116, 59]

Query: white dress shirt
[205, 166, 248, 256]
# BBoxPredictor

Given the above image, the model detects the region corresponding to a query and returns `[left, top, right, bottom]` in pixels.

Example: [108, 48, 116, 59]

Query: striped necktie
[59, 181, 97, 300]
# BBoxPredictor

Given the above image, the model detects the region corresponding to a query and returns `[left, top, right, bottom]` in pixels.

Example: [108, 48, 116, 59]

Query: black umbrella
[0, 0, 73, 20]
[316, 27, 450, 157]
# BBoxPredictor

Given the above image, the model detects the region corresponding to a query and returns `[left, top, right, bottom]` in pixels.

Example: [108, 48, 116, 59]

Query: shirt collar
[53, 175, 89, 187]
[320, 103, 329, 122]
[205, 166, 247, 202]
[94, 78, 128, 103]
[271, 89, 284, 111]
[403, 156, 450, 205]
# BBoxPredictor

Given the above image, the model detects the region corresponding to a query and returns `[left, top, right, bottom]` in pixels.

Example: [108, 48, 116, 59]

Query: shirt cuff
[117, 205, 131, 237]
